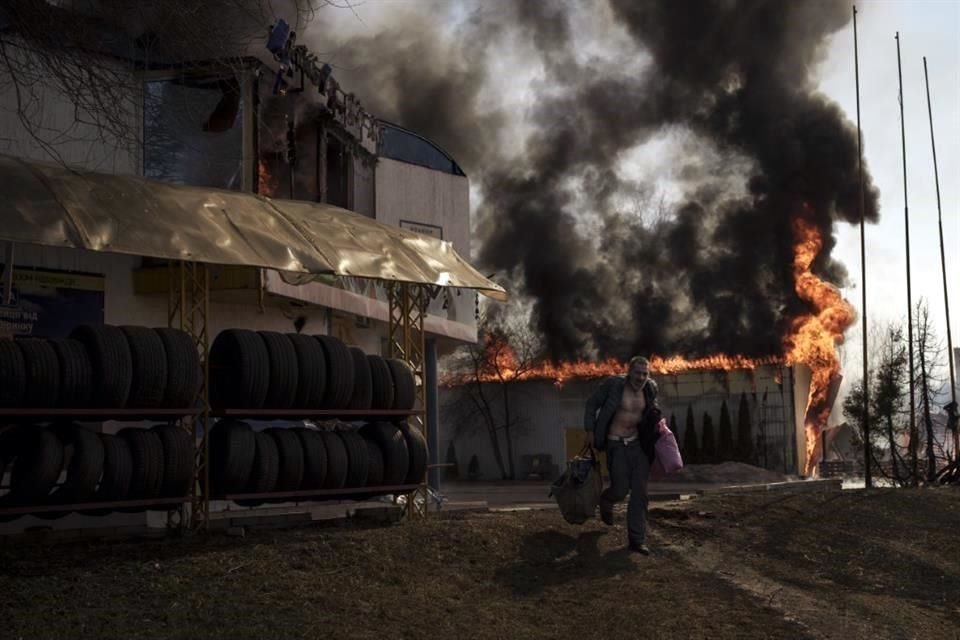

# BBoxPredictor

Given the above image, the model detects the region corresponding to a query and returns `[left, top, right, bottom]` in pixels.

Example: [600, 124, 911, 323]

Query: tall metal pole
[854, 6, 872, 487]
[923, 56, 959, 461]
[895, 33, 918, 485]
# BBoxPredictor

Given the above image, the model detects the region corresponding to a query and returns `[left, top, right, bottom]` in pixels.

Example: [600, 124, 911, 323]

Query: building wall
[374, 157, 470, 255]
[440, 365, 807, 481]
[351, 155, 377, 218]
[374, 156, 477, 342]
[0, 45, 141, 174]
[5, 245, 341, 339]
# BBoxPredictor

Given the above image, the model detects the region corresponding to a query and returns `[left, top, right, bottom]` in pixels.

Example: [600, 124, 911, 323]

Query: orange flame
[452, 215, 853, 477]
[445, 334, 783, 387]
[258, 159, 280, 197]
[784, 216, 855, 475]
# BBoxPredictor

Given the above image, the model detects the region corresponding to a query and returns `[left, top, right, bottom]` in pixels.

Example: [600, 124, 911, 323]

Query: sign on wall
[399, 220, 443, 240]
[0, 266, 105, 338]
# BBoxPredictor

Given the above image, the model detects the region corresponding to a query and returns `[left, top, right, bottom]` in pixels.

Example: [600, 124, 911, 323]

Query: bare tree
[0, 1, 320, 165]
[840, 315, 956, 487]
[912, 299, 950, 481]
[442, 311, 541, 480]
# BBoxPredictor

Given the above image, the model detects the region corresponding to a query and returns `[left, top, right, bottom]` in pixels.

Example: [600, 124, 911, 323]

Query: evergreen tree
[701, 412, 717, 463]
[683, 405, 699, 464]
[736, 393, 754, 463]
[445, 441, 460, 480]
[717, 400, 735, 461]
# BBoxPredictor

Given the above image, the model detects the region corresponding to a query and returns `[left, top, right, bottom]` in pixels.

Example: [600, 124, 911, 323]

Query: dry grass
[1, 487, 957, 639]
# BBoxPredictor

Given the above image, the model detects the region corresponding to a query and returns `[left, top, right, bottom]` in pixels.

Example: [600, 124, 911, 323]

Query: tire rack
[0, 408, 199, 521]
[211, 409, 425, 506]
[387, 282, 439, 519]
[1, 261, 440, 530]
[0, 256, 204, 527]
[208, 280, 436, 521]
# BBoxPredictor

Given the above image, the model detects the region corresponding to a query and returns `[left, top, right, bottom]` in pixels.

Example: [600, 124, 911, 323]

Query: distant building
[441, 364, 816, 481]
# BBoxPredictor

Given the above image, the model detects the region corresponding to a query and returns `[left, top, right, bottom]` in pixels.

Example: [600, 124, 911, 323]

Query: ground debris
[0, 488, 956, 639]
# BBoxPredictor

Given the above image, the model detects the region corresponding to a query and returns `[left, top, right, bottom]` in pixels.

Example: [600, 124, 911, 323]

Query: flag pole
[895, 32, 918, 485]
[922, 56, 958, 463]
[853, 6, 872, 487]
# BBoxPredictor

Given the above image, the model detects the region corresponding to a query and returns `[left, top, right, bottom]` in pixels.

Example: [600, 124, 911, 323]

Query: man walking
[583, 356, 661, 555]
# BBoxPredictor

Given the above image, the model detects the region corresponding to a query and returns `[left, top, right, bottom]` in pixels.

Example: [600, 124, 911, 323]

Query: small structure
[441, 364, 815, 480]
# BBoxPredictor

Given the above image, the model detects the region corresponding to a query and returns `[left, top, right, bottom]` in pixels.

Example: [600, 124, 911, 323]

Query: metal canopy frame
[387, 282, 440, 519]
[167, 261, 211, 529]
[164, 268, 441, 527]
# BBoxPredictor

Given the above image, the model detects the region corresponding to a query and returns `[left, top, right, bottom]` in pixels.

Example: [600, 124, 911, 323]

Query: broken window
[143, 75, 243, 190]
[324, 131, 349, 209]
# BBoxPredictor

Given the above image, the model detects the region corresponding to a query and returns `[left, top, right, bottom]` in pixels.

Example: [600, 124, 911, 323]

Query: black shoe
[599, 501, 614, 526]
[629, 542, 651, 556]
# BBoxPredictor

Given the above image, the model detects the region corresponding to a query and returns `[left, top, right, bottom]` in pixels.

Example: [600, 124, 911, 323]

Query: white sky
[816, 1, 959, 389]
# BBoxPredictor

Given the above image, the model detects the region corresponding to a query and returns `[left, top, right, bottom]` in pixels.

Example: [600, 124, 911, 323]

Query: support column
[425, 337, 440, 492]
[168, 261, 210, 529]
[387, 282, 439, 518]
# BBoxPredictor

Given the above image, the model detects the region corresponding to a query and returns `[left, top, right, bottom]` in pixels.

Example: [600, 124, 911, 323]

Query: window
[143, 76, 243, 190]
[324, 132, 349, 209]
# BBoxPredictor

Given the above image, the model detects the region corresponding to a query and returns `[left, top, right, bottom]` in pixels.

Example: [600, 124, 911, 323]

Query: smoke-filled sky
[307, 0, 959, 377]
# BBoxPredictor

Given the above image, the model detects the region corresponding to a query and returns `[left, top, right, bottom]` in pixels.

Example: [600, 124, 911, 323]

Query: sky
[816, 1, 960, 392]
[314, 0, 960, 393]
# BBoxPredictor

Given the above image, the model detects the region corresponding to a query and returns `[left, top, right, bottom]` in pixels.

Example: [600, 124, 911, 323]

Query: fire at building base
[440, 362, 845, 482]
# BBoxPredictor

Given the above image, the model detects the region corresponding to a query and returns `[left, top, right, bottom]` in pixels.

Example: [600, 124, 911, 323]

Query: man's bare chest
[618, 387, 646, 414]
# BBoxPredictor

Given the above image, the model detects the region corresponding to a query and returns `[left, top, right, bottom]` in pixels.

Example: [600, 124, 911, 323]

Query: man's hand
[584, 432, 595, 449]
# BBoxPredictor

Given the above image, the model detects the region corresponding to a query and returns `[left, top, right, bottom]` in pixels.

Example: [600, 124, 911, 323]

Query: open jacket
[583, 375, 661, 460]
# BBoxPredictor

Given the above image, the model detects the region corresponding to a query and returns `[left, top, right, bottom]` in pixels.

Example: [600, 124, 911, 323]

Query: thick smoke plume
[311, 0, 880, 361]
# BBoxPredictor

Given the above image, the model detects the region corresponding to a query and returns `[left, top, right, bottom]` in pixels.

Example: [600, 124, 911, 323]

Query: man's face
[628, 364, 649, 390]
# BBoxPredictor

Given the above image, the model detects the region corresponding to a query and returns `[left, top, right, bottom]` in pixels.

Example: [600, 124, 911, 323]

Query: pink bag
[650, 418, 683, 480]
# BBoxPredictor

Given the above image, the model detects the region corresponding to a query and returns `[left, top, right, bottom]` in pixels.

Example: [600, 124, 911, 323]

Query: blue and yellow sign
[0, 266, 105, 338]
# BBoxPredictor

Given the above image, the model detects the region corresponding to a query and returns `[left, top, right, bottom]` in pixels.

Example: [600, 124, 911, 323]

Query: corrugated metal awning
[0, 153, 507, 300]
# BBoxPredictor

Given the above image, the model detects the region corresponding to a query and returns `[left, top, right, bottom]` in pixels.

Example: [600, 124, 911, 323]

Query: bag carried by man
[650, 418, 684, 480]
[549, 446, 602, 525]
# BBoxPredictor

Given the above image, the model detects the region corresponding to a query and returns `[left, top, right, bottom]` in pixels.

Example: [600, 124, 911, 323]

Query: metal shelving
[0, 404, 201, 524]
[0, 497, 192, 518]
[220, 484, 420, 502]
[1, 262, 439, 534]
[211, 409, 423, 418]
[0, 408, 200, 419]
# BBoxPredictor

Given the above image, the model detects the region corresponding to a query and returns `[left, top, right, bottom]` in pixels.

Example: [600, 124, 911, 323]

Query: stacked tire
[0, 423, 194, 520]
[207, 420, 427, 502]
[208, 331, 417, 413]
[0, 325, 201, 411]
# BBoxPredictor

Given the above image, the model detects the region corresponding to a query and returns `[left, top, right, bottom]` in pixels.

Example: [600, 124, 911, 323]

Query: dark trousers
[600, 439, 651, 544]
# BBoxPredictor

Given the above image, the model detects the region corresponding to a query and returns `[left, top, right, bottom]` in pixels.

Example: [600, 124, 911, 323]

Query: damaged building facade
[0, 7, 482, 532]
[441, 364, 817, 481]
[0, 12, 477, 353]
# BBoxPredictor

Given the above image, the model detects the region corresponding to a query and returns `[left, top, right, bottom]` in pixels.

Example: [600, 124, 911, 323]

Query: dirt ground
[0, 487, 957, 640]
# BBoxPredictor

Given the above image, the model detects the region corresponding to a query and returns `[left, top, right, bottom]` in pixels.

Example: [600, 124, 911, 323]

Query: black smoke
[310, 0, 880, 361]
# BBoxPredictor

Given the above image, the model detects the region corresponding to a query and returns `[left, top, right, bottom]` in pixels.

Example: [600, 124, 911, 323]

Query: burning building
[441, 340, 851, 481]
[440, 205, 853, 480]
[309, 2, 875, 479]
